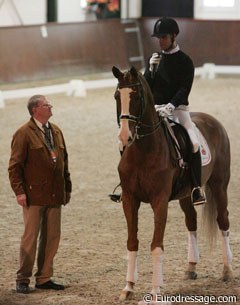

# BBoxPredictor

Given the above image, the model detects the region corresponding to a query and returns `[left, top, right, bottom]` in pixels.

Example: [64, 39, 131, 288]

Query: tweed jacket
[8, 118, 72, 206]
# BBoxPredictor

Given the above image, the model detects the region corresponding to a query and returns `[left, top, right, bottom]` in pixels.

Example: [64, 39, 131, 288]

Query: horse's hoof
[222, 265, 233, 282]
[222, 270, 233, 282]
[184, 270, 197, 280]
[119, 290, 134, 301]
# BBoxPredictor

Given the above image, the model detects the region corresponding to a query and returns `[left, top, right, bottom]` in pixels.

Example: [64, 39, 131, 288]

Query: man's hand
[64, 192, 71, 205]
[16, 194, 27, 207]
[156, 103, 175, 117]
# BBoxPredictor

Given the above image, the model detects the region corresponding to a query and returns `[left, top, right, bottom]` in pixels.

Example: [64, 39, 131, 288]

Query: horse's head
[112, 66, 156, 148]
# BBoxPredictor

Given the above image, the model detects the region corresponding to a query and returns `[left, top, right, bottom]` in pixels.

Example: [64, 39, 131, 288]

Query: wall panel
[140, 18, 240, 67]
[0, 20, 128, 83]
[0, 18, 240, 83]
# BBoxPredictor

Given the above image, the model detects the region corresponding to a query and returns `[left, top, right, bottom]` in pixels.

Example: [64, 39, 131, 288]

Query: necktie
[42, 124, 52, 149]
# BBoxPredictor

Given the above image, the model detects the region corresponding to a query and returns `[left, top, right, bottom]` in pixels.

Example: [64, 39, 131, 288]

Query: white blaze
[118, 87, 133, 147]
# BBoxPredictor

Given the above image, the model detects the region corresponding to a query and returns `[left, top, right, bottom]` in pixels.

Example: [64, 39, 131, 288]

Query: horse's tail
[201, 183, 218, 248]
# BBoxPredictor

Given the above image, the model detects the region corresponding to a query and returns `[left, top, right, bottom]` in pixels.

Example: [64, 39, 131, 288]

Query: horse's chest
[119, 161, 163, 196]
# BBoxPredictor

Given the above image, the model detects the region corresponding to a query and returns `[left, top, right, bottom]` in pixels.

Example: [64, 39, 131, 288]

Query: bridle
[116, 76, 162, 144]
[117, 81, 143, 125]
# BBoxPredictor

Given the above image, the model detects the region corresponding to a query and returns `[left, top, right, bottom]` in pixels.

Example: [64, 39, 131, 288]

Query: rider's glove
[149, 53, 161, 72]
[157, 103, 175, 117]
[155, 104, 165, 113]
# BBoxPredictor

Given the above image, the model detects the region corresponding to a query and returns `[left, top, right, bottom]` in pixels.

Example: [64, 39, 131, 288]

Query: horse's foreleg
[119, 250, 138, 301]
[151, 247, 164, 296]
[150, 201, 168, 297]
[179, 197, 198, 279]
[120, 197, 140, 301]
[221, 230, 233, 281]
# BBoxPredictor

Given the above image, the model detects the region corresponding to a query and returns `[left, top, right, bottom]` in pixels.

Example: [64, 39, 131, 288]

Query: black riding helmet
[151, 17, 179, 37]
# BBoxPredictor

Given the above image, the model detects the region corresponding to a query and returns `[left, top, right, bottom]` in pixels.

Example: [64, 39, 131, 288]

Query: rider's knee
[192, 143, 200, 153]
[186, 129, 200, 153]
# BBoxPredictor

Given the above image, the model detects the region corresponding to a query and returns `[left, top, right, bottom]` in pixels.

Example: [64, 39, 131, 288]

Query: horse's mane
[136, 71, 155, 106]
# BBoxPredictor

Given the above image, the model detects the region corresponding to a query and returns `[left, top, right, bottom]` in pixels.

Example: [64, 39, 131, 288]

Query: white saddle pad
[196, 127, 211, 166]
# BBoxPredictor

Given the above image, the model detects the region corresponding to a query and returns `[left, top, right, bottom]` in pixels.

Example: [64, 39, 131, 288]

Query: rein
[117, 76, 161, 145]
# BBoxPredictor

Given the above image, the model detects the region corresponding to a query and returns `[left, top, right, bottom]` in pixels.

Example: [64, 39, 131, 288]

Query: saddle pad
[196, 127, 211, 166]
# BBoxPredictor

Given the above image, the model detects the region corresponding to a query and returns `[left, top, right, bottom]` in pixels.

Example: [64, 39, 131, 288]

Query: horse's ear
[130, 66, 138, 78]
[112, 66, 123, 79]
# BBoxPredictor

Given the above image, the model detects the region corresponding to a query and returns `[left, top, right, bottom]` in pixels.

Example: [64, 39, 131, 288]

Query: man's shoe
[16, 282, 30, 294]
[191, 187, 207, 206]
[35, 280, 65, 290]
[109, 193, 122, 203]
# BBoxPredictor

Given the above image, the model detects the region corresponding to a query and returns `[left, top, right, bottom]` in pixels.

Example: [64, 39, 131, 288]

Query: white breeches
[172, 106, 200, 153]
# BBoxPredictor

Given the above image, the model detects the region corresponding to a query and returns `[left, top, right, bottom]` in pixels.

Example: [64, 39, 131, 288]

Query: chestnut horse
[112, 66, 232, 302]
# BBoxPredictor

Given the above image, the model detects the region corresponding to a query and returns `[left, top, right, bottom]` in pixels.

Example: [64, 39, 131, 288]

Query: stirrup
[108, 183, 122, 203]
[191, 187, 206, 206]
[109, 193, 122, 203]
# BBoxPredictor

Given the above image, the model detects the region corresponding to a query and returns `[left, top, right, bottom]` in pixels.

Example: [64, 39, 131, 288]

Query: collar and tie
[42, 124, 53, 149]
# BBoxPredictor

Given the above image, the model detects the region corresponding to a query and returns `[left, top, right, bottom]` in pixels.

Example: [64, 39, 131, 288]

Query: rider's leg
[172, 107, 206, 205]
[190, 150, 207, 205]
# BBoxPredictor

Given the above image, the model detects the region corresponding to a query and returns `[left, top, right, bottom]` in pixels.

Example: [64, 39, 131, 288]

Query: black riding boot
[190, 149, 206, 205]
[109, 149, 124, 203]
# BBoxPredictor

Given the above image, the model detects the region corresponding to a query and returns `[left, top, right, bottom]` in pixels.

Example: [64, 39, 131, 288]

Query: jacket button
[52, 194, 55, 197]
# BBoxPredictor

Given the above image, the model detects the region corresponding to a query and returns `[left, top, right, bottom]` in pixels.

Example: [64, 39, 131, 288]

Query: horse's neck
[136, 107, 168, 146]
[128, 127, 170, 170]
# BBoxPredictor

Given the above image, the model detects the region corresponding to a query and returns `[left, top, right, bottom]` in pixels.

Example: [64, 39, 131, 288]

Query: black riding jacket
[144, 50, 194, 107]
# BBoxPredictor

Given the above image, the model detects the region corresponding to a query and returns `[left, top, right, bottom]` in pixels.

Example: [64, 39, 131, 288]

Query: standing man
[144, 17, 206, 205]
[8, 95, 72, 293]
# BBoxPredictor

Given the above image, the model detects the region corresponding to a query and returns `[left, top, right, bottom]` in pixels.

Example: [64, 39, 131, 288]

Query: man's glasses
[37, 103, 52, 108]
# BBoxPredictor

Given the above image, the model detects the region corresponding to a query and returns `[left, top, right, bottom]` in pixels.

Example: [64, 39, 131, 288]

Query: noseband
[117, 81, 144, 124]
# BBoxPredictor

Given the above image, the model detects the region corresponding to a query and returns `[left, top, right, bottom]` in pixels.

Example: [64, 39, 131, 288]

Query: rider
[144, 17, 206, 205]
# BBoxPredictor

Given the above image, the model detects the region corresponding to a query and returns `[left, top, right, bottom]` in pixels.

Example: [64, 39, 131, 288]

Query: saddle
[161, 118, 193, 200]
[162, 118, 192, 165]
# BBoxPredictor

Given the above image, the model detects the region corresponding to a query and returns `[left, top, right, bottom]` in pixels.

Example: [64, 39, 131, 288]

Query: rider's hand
[155, 104, 165, 113]
[149, 53, 161, 72]
[158, 103, 175, 117]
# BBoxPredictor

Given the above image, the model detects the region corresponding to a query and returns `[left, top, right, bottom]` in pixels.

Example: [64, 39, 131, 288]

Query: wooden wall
[0, 20, 128, 83]
[140, 18, 240, 68]
[0, 18, 240, 83]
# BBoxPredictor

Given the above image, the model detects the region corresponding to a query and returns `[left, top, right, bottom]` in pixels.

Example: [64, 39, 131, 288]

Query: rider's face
[157, 34, 176, 52]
